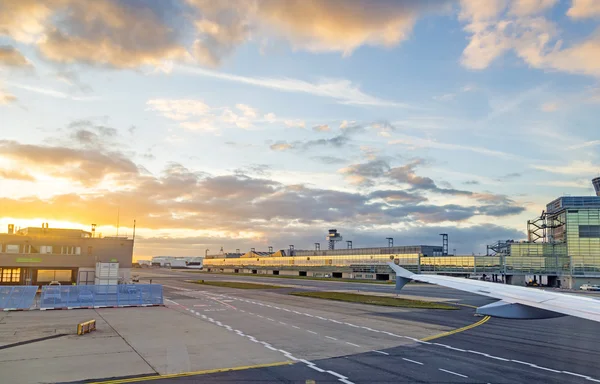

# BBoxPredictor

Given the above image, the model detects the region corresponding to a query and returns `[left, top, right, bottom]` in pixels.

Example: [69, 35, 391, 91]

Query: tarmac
[1, 269, 599, 383]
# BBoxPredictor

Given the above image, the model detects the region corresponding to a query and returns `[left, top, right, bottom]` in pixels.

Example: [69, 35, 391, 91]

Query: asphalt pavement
[118, 269, 600, 384]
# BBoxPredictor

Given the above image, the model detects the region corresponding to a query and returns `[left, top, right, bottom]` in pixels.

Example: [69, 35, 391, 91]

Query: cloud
[147, 99, 266, 131]
[270, 134, 350, 152]
[4, 81, 95, 101]
[56, 70, 93, 94]
[284, 120, 306, 128]
[178, 66, 410, 107]
[270, 142, 293, 151]
[567, 0, 600, 19]
[459, 0, 600, 77]
[0, 45, 31, 67]
[188, 0, 452, 62]
[339, 159, 391, 186]
[496, 172, 522, 181]
[0, 139, 138, 186]
[532, 160, 599, 175]
[0, 168, 36, 182]
[463, 180, 480, 185]
[540, 101, 559, 112]
[568, 140, 600, 150]
[264, 112, 277, 122]
[311, 156, 347, 165]
[236, 104, 258, 118]
[0, 89, 17, 104]
[312, 124, 330, 132]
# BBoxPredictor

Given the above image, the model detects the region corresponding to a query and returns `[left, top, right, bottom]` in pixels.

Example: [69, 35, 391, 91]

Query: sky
[0, 0, 599, 260]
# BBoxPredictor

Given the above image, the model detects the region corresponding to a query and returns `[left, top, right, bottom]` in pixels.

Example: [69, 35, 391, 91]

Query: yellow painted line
[420, 316, 491, 342]
[90, 361, 294, 384]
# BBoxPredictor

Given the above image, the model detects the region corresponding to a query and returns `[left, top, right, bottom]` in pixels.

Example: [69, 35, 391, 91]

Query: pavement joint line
[372, 350, 389, 355]
[439, 368, 468, 378]
[89, 361, 295, 384]
[402, 358, 424, 365]
[420, 316, 490, 342]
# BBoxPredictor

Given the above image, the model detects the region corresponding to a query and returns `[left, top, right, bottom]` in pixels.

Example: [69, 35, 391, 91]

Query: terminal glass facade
[566, 208, 600, 275]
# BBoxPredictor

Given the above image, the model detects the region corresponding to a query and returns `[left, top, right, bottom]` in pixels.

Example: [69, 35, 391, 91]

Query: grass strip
[184, 271, 394, 284]
[289, 291, 457, 310]
[191, 280, 283, 289]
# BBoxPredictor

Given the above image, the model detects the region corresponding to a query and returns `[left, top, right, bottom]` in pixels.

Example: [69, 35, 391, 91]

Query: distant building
[151, 256, 203, 268]
[0, 224, 133, 285]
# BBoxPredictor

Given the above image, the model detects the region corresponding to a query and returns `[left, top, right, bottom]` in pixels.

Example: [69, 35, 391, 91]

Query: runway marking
[345, 342, 361, 347]
[372, 350, 389, 355]
[304, 313, 314, 317]
[213, 294, 600, 383]
[420, 316, 490, 342]
[279, 321, 287, 325]
[267, 318, 275, 321]
[164, 299, 180, 305]
[307, 330, 318, 334]
[439, 368, 468, 378]
[402, 358, 423, 365]
[88, 361, 294, 384]
[325, 336, 338, 341]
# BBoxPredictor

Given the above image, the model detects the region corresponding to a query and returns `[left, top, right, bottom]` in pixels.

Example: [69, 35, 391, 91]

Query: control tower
[326, 229, 343, 250]
[593, 177, 600, 197]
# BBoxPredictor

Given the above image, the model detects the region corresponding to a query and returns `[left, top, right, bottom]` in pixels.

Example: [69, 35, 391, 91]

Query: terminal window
[579, 225, 600, 238]
[0, 268, 21, 283]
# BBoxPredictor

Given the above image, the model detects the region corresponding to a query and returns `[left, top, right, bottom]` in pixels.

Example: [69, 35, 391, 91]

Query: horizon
[1, 0, 599, 260]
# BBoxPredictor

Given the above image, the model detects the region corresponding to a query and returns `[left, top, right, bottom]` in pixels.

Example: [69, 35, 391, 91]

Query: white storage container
[96, 262, 119, 279]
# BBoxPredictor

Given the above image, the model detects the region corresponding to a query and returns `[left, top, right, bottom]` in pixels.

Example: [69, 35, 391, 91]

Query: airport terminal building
[0, 225, 133, 286]
[204, 178, 600, 289]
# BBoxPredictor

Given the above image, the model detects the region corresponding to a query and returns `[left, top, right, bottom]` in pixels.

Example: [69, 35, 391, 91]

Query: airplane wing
[387, 262, 600, 322]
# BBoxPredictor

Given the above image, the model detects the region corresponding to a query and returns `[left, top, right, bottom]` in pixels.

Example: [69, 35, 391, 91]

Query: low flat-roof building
[0, 224, 133, 285]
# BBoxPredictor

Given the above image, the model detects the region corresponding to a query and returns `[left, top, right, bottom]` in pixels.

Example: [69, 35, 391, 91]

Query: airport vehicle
[388, 262, 600, 322]
[580, 284, 600, 291]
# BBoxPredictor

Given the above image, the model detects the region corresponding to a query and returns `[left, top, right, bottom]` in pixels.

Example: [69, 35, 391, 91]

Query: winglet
[387, 262, 413, 291]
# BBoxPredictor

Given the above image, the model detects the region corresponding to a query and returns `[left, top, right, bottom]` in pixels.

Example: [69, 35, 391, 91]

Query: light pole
[205, 249, 209, 257]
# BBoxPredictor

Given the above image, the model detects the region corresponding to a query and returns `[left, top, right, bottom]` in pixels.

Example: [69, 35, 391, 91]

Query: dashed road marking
[345, 342, 361, 347]
[402, 358, 423, 365]
[439, 368, 468, 378]
[372, 350, 389, 355]
[325, 336, 338, 341]
[307, 330, 318, 334]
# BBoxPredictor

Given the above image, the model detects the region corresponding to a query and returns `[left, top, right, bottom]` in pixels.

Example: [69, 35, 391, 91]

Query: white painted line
[325, 336, 338, 341]
[586, 377, 600, 383]
[279, 321, 287, 325]
[164, 299, 180, 305]
[511, 360, 535, 367]
[239, 310, 245, 313]
[307, 330, 318, 334]
[345, 342, 361, 347]
[439, 368, 468, 378]
[339, 379, 355, 384]
[264, 345, 277, 351]
[256, 315, 264, 318]
[402, 358, 423, 365]
[315, 316, 327, 320]
[282, 308, 291, 312]
[292, 325, 300, 329]
[327, 370, 348, 379]
[273, 306, 280, 309]
[307, 365, 325, 373]
[563, 371, 590, 379]
[329, 319, 342, 323]
[304, 313, 314, 317]
[533, 366, 560, 373]
[267, 318, 275, 321]
[372, 350, 389, 355]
